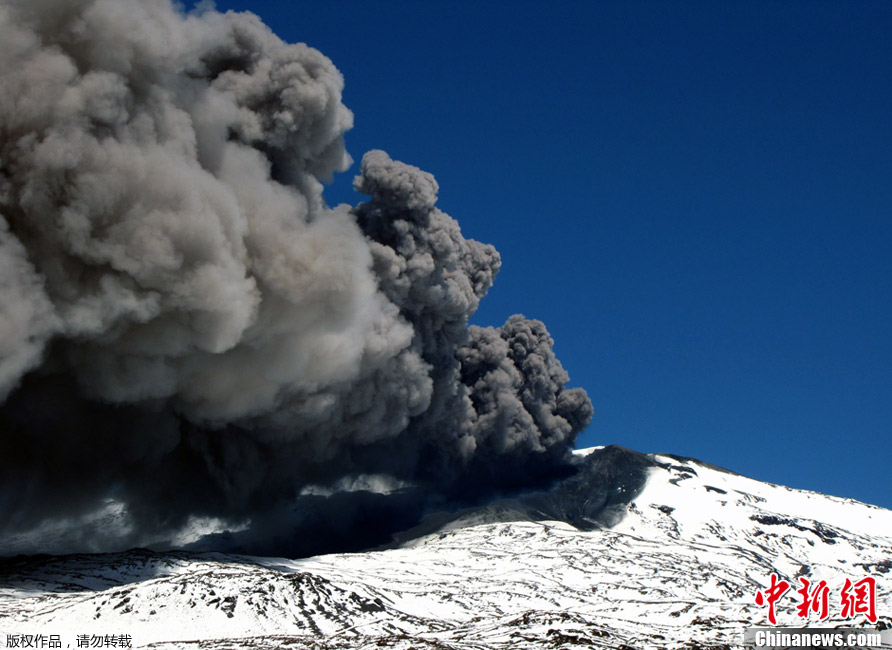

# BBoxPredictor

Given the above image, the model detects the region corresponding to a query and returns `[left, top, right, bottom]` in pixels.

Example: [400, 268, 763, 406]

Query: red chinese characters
[754, 574, 878, 625]
[796, 578, 830, 620]
[840, 577, 877, 624]
[755, 573, 791, 625]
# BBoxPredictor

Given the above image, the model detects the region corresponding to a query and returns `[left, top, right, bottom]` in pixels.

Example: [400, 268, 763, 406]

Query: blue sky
[202, 1, 891, 510]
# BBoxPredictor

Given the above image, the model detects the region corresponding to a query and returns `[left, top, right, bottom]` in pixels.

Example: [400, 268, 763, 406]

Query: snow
[2, 446, 890, 649]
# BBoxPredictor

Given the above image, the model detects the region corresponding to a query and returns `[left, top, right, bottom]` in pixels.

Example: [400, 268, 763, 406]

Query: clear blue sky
[200, 1, 892, 510]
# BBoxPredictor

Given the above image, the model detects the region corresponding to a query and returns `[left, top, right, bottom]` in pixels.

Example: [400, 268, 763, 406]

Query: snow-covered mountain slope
[2, 446, 890, 649]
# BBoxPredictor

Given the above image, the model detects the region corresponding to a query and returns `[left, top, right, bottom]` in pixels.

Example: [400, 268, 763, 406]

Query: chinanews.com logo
[744, 572, 891, 649]
[745, 628, 890, 649]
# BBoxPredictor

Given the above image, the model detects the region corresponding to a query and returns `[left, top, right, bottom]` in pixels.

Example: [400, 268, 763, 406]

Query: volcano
[2, 446, 890, 649]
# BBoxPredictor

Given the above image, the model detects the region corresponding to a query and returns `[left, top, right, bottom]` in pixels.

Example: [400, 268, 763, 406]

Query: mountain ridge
[2, 446, 890, 649]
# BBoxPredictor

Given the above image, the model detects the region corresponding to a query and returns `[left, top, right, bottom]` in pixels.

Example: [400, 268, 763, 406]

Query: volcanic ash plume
[0, 0, 592, 555]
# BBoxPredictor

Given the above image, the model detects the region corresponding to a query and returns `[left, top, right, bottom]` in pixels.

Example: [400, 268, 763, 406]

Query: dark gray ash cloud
[0, 0, 592, 556]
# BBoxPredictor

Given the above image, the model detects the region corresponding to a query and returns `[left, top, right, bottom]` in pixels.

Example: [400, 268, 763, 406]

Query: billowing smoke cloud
[0, 0, 592, 556]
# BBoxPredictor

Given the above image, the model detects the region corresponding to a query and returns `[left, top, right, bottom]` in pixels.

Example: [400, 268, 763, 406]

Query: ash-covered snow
[2, 446, 891, 649]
